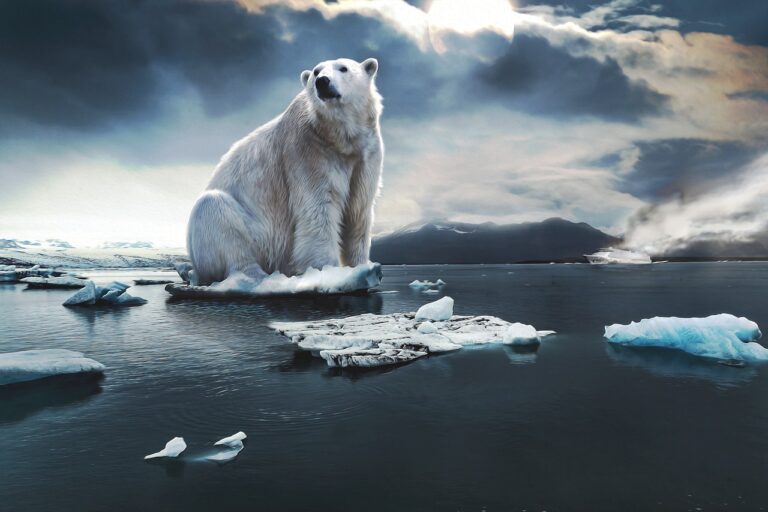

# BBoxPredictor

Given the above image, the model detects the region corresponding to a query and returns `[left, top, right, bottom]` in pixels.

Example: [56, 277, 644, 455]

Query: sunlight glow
[427, 0, 515, 39]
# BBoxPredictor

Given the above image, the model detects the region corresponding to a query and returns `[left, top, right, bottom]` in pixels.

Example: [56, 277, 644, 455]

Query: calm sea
[2, 263, 768, 511]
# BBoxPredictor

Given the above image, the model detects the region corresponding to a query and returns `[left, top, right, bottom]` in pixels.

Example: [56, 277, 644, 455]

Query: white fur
[187, 58, 383, 285]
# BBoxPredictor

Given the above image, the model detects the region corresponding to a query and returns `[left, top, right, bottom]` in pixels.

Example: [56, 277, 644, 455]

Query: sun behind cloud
[427, 0, 515, 39]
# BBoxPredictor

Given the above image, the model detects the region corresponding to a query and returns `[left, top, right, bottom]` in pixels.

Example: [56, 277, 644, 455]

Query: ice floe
[0, 349, 105, 386]
[214, 431, 247, 447]
[604, 314, 767, 362]
[22, 275, 88, 289]
[63, 280, 147, 307]
[271, 296, 554, 368]
[206, 442, 244, 463]
[166, 262, 382, 298]
[145, 437, 187, 460]
[409, 279, 446, 291]
[134, 279, 174, 285]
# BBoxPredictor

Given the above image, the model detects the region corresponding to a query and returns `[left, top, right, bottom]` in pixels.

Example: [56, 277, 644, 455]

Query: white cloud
[376, 107, 647, 234]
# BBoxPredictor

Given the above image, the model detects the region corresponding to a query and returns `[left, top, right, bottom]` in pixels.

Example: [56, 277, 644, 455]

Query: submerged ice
[271, 296, 554, 368]
[604, 314, 766, 362]
[0, 349, 105, 386]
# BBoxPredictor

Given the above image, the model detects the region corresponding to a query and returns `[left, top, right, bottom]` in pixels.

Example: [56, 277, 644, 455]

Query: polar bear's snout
[315, 76, 340, 101]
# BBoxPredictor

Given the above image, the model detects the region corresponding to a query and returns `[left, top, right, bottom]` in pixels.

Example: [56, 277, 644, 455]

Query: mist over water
[2, 264, 768, 511]
[625, 152, 768, 256]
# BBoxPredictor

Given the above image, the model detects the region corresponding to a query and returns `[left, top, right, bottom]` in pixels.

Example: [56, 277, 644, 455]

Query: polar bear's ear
[300, 70, 311, 87]
[363, 58, 378, 78]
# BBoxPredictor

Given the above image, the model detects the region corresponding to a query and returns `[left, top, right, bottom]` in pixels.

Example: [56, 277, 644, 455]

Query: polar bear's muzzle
[315, 76, 341, 101]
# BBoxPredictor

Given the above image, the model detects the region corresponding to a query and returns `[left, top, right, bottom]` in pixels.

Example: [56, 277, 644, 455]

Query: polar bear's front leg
[290, 187, 345, 273]
[341, 149, 382, 266]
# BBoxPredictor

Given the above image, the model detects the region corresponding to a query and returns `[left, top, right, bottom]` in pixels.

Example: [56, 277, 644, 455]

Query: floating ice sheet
[166, 262, 382, 298]
[0, 349, 105, 386]
[604, 314, 766, 362]
[271, 297, 554, 368]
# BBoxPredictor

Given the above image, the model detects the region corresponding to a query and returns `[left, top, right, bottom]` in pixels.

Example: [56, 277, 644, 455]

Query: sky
[1, 0, 767, 254]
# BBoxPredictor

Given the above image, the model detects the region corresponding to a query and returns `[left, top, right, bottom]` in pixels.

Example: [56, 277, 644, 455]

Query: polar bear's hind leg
[187, 190, 266, 286]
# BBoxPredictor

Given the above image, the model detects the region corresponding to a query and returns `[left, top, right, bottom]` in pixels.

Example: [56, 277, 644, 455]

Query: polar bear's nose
[315, 76, 340, 101]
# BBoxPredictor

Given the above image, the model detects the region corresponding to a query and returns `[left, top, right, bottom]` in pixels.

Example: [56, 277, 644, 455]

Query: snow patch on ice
[604, 314, 766, 362]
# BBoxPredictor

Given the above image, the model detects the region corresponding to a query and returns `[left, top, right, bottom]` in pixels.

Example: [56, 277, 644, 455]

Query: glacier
[604, 314, 766, 362]
[0, 349, 105, 386]
[271, 297, 554, 368]
[166, 262, 382, 298]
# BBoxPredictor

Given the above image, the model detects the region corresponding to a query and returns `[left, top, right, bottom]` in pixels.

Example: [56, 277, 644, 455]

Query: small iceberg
[271, 296, 554, 369]
[166, 262, 382, 299]
[215, 431, 247, 447]
[206, 432, 247, 463]
[409, 279, 446, 291]
[604, 314, 766, 362]
[145, 437, 187, 460]
[503, 323, 542, 345]
[585, 247, 651, 265]
[415, 296, 454, 321]
[0, 349, 105, 386]
[63, 280, 147, 307]
[22, 275, 88, 289]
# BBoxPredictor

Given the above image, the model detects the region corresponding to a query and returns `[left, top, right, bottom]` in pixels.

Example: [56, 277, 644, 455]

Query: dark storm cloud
[0, 0, 285, 133]
[0, 0, 449, 138]
[518, 0, 768, 45]
[616, 138, 761, 200]
[475, 34, 669, 122]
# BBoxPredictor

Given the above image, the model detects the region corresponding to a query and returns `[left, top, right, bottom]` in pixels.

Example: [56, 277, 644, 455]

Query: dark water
[2, 263, 768, 512]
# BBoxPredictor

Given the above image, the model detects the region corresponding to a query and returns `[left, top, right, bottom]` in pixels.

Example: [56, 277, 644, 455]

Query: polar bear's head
[301, 58, 379, 110]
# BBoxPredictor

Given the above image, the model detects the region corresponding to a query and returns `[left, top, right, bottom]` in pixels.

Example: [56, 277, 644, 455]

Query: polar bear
[187, 58, 383, 285]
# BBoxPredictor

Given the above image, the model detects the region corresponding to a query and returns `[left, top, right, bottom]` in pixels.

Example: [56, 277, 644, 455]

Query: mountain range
[370, 218, 621, 264]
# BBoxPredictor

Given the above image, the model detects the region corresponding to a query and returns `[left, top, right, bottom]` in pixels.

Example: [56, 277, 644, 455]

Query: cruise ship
[585, 247, 652, 265]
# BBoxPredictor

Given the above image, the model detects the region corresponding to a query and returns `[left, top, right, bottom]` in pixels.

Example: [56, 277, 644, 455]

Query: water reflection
[504, 345, 539, 365]
[166, 293, 383, 324]
[605, 343, 757, 388]
[144, 458, 187, 478]
[0, 374, 103, 424]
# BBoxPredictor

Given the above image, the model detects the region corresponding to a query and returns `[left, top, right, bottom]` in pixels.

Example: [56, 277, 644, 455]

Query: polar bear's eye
[339, 66, 348, 73]
[313, 69, 320, 77]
